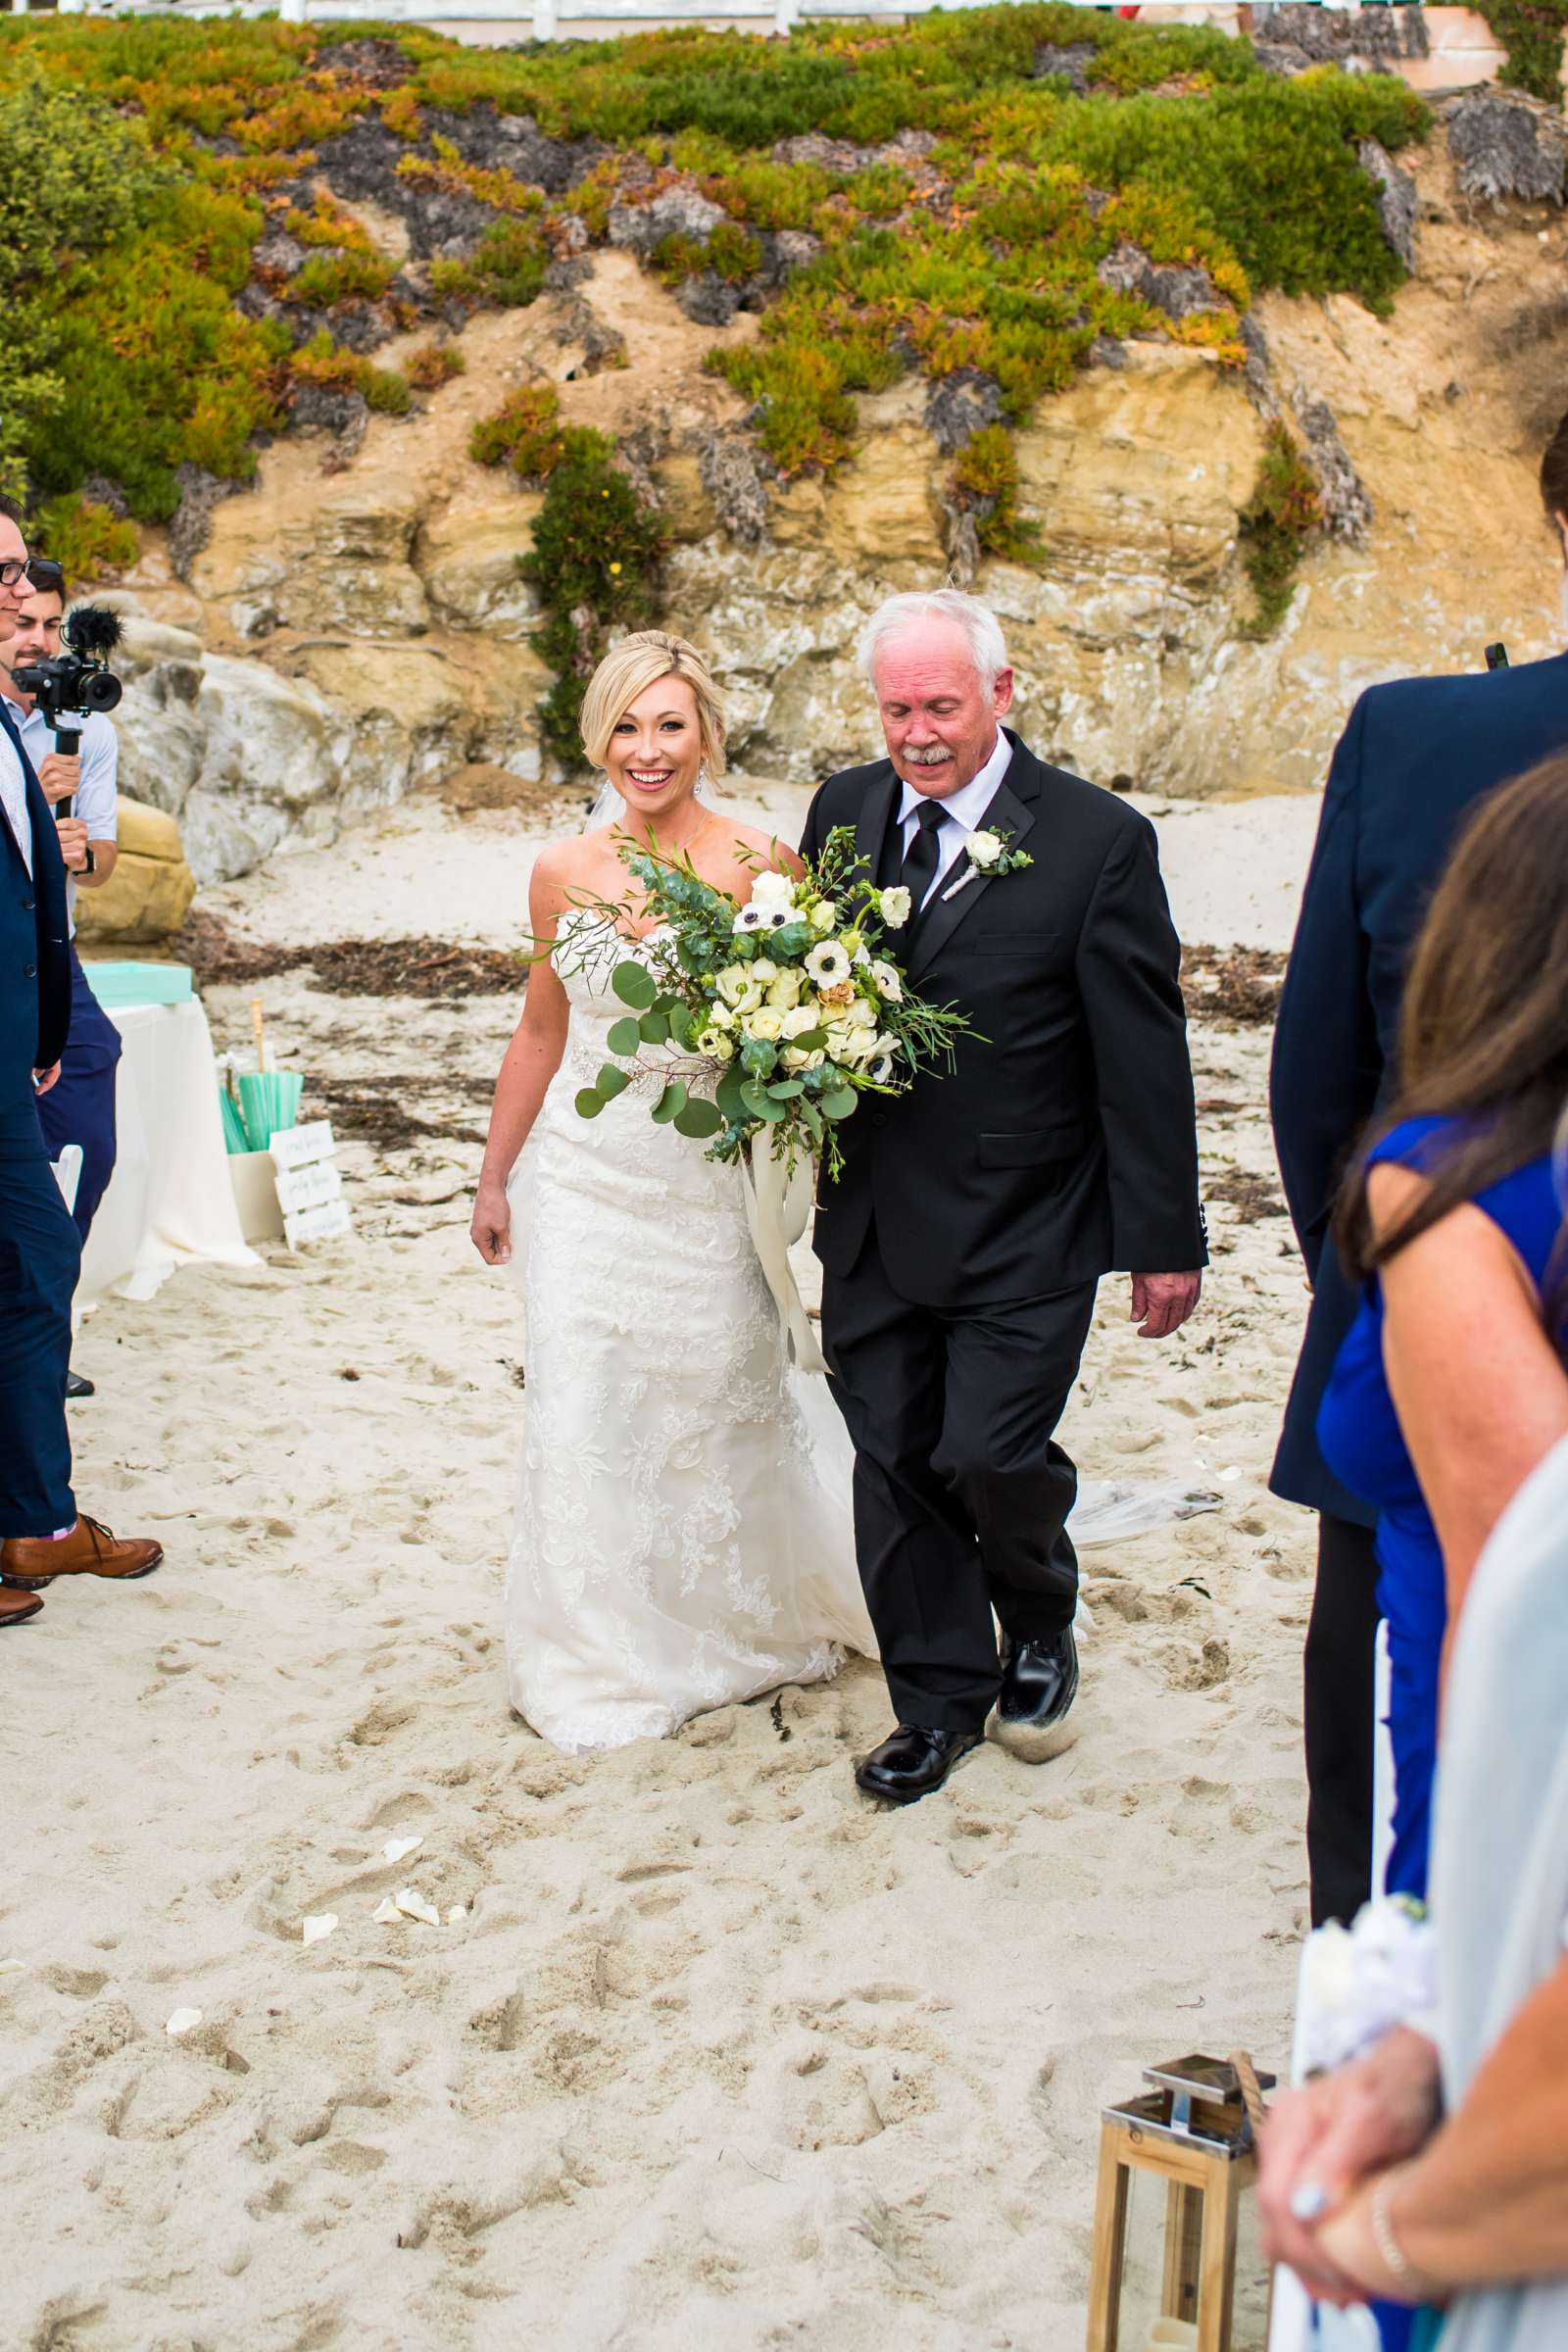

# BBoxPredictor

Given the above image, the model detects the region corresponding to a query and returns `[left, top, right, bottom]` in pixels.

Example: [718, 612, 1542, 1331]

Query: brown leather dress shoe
[0, 1516, 163, 1592]
[0, 1587, 44, 1625]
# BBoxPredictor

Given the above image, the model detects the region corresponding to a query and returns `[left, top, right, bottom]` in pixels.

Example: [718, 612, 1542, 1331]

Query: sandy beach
[4, 782, 1319, 2350]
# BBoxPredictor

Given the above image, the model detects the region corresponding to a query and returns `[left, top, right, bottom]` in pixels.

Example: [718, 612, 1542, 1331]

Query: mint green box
[83, 961, 194, 1009]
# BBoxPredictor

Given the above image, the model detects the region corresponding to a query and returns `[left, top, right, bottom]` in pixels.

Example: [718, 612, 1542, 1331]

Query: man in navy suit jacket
[1271, 408, 1568, 1924]
[0, 507, 162, 1618]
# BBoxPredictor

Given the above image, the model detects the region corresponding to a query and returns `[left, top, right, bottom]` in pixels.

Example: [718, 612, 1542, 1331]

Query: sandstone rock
[434, 760, 560, 814]
[1448, 92, 1566, 206]
[190, 465, 429, 639]
[1358, 139, 1419, 273]
[180, 658, 350, 881]
[1250, 2, 1428, 70]
[416, 494, 543, 636]
[699, 437, 769, 545]
[74, 796, 197, 947]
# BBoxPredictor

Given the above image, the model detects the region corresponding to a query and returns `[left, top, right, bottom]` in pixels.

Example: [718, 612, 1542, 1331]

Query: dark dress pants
[1304, 1511, 1381, 1928]
[34, 947, 122, 1241]
[0, 1089, 79, 1537]
[822, 1222, 1097, 1733]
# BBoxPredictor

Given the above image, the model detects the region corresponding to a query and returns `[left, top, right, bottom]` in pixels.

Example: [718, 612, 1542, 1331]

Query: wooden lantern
[1086, 2052, 1275, 2352]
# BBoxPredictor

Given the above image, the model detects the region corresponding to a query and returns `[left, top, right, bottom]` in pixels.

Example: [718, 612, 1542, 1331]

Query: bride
[470, 631, 874, 1753]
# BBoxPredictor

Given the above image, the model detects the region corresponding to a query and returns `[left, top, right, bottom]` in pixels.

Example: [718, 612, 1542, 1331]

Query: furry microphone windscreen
[64, 605, 123, 659]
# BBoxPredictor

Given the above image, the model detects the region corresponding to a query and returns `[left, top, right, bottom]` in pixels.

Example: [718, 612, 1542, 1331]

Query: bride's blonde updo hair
[579, 630, 728, 780]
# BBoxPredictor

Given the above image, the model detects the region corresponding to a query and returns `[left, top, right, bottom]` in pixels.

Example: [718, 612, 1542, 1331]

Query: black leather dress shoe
[855, 1724, 982, 1806]
[66, 1369, 95, 1399]
[994, 1628, 1080, 1761]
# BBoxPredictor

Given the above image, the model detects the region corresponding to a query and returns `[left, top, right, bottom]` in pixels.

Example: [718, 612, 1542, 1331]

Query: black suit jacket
[800, 729, 1205, 1310]
[0, 698, 71, 1097]
[1270, 650, 1568, 1520]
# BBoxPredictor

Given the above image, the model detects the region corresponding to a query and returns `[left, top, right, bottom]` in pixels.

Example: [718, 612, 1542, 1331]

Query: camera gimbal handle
[52, 720, 82, 821]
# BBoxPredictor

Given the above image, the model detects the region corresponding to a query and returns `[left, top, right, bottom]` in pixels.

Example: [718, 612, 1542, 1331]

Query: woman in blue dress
[1318, 753, 1568, 1909]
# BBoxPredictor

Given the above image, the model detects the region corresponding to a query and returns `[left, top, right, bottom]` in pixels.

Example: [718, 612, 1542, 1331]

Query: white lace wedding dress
[504, 910, 875, 1753]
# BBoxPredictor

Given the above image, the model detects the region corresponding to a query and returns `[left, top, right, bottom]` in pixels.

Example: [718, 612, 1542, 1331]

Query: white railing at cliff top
[45, 0, 1503, 94]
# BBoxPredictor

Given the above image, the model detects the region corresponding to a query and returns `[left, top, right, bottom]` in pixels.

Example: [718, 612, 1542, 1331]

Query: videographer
[0, 562, 123, 1387]
[0, 503, 160, 1622]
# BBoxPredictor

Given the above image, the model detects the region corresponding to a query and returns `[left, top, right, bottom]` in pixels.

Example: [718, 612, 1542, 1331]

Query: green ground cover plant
[0, 7, 1428, 701]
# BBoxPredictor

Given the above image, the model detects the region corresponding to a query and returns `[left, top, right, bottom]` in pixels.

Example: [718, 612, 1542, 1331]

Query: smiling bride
[470, 631, 874, 1754]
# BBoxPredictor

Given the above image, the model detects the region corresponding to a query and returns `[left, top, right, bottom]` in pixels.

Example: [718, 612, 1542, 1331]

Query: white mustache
[902, 745, 953, 766]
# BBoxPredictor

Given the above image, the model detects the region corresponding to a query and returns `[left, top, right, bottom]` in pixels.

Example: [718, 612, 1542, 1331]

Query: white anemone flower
[880, 886, 911, 928]
[871, 959, 903, 1003]
[805, 940, 852, 989]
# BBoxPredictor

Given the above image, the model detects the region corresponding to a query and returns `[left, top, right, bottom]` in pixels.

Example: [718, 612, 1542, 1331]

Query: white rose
[809, 900, 838, 933]
[879, 886, 911, 928]
[780, 1004, 820, 1039]
[716, 964, 753, 1007]
[750, 869, 797, 915]
[767, 969, 805, 1010]
[782, 1046, 826, 1072]
[697, 1027, 736, 1063]
[839, 1031, 877, 1066]
[847, 997, 878, 1029]
[805, 940, 852, 989]
[966, 828, 1003, 870]
[871, 959, 903, 1003]
[746, 1007, 785, 1042]
[707, 1001, 736, 1031]
[751, 957, 779, 985]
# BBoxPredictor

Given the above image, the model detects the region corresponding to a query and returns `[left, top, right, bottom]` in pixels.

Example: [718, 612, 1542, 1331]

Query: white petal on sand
[381, 1837, 422, 1865]
[0, 1958, 24, 1977]
[445, 1906, 466, 1925]
[301, 1913, 338, 1946]
[371, 1897, 402, 1926]
[393, 1888, 440, 1926]
[165, 2008, 203, 2036]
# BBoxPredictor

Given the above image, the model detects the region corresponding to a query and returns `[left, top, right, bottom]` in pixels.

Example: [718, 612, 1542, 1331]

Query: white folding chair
[51, 1143, 83, 1216]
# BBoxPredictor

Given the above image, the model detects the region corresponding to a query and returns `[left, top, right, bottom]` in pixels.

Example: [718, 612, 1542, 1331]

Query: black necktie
[903, 799, 947, 909]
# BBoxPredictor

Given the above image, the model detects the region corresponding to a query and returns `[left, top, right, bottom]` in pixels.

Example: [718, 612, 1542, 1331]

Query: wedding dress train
[505, 911, 875, 1753]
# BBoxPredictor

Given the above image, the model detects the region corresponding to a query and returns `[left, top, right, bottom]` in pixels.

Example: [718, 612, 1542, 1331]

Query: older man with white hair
[803, 587, 1205, 1804]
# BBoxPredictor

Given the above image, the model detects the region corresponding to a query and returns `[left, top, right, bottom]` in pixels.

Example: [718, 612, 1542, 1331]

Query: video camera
[14, 605, 124, 745]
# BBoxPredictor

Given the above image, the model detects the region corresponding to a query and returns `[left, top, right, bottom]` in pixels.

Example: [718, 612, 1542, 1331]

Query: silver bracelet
[1371, 2174, 1437, 2297]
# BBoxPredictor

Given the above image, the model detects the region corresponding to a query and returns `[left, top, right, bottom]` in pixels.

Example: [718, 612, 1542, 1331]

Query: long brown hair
[1335, 753, 1568, 1298]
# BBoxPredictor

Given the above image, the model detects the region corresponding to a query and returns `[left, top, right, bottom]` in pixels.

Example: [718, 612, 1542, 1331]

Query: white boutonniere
[941, 827, 1033, 902]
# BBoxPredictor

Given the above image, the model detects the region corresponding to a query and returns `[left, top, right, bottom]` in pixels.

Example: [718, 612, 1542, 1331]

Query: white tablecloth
[77, 998, 257, 1306]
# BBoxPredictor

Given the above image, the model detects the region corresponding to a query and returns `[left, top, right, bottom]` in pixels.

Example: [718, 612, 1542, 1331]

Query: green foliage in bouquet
[556, 829, 973, 1178]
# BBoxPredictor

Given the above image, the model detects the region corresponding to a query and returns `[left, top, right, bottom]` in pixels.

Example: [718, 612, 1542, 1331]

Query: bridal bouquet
[562, 826, 972, 1176]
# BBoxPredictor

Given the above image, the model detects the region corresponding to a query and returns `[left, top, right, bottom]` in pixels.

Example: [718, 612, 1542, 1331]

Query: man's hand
[1257, 2030, 1443, 2301]
[1130, 1270, 1202, 1338]
[36, 751, 81, 807]
[33, 1064, 61, 1096]
[54, 814, 89, 871]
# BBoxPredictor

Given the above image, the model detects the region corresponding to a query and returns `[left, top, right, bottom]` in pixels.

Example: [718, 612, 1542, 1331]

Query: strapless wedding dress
[504, 911, 875, 1753]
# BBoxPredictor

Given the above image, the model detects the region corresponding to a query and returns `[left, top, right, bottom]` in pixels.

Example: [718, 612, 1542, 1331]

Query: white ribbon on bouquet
[740, 1132, 829, 1376]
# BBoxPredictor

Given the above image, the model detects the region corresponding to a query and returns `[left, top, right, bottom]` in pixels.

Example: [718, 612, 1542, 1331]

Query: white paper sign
[273, 1159, 343, 1215]
[284, 1198, 354, 1250]
[270, 1120, 336, 1173]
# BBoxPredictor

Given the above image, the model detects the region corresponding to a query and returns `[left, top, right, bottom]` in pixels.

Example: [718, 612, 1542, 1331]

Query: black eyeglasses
[0, 557, 65, 590]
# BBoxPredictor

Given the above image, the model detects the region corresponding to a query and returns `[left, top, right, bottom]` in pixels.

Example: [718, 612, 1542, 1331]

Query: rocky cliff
[99, 102, 1568, 880]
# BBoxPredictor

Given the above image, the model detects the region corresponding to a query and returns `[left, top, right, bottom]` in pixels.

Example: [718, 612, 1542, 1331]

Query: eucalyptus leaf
[820, 1086, 858, 1120]
[667, 1002, 695, 1049]
[771, 920, 811, 957]
[606, 1016, 642, 1057]
[674, 1099, 723, 1139]
[739, 1078, 770, 1119]
[803, 1101, 824, 1146]
[716, 1066, 748, 1122]
[767, 1078, 806, 1099]
[652, 1081, 688, 1125]
[596, 1063, 631, 1101]
[574, 1089, 605, 1119]
[611, 961, 657, 1010]
[788, 1027, 827, 1053]
[638, 1009, 671, 1045]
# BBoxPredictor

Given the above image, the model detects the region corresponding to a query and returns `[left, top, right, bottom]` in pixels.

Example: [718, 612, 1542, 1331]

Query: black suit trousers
[0, 1090, 78, 1538]
[822, 1223, 1097, 1732]
[1304, 1512, 1381, 1928]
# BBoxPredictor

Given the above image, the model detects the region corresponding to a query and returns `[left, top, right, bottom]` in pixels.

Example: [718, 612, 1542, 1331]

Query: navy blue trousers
[34, 947, 122, 1241]
[0, 1089, 78, 1537]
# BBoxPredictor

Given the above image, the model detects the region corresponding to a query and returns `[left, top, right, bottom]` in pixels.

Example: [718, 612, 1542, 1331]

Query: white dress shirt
[895, 728, 1013, 906]
[0, 702, 31, 878]
[10, 701, 119, 935]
